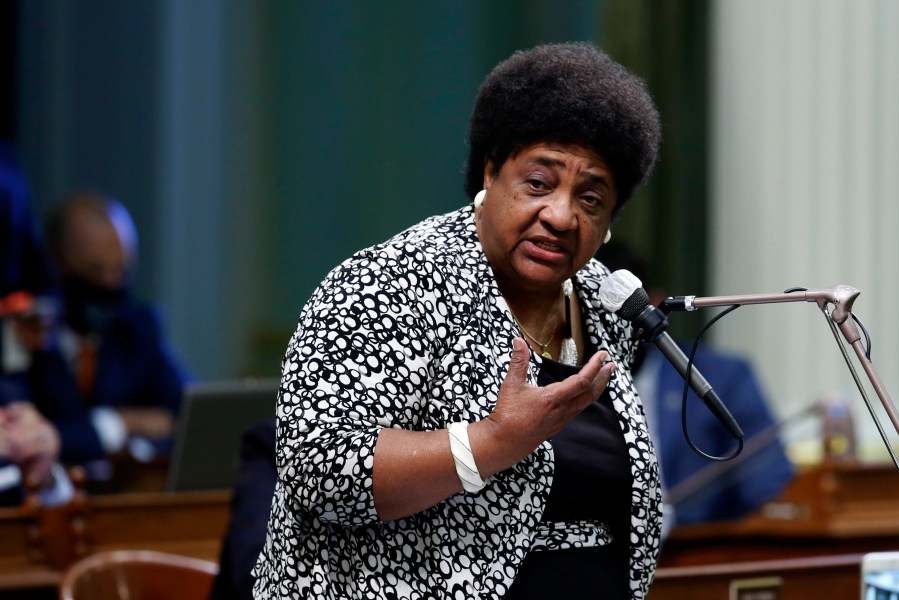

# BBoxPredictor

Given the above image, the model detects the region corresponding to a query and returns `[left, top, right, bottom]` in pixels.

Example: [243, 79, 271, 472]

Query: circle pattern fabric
[253, 206, 662, 599]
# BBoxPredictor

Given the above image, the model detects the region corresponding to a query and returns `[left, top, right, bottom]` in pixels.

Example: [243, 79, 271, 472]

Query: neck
[504, 286, 565, 356]
[505, 287, 561, 325]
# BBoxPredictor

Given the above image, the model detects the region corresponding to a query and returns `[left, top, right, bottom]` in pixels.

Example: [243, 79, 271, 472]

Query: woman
[253, 42, 662, 599]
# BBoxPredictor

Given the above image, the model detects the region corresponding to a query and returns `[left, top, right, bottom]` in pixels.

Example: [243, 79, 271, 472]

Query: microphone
[599, 269, 744, 440]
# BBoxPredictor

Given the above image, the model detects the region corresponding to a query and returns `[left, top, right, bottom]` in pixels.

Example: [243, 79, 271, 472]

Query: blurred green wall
[251, 1, 607, 373]
[15, 0, 706, 379]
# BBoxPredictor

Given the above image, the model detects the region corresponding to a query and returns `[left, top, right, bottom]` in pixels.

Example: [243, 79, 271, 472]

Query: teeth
[536, 241, 560, 251]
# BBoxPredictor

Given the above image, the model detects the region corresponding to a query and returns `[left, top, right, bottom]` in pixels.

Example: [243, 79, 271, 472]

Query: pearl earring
[604, 229, 612, 244]
[474, 189, 486, 210]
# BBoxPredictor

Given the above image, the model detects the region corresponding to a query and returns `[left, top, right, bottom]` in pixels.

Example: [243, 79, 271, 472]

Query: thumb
[506, 337, 531, 384]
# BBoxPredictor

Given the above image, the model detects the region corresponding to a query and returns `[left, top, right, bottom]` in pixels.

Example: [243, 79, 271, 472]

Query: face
[60, 211, 133, 290]
[476, 142, 617, 301]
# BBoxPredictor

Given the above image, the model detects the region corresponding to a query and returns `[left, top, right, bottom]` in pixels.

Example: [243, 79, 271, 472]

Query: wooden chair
[59, 549, 219, 600]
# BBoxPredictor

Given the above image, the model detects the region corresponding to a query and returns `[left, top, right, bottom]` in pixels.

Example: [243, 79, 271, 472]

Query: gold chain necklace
[509, 308, 557, 359]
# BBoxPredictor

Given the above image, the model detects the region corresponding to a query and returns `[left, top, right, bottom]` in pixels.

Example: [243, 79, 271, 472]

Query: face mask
[63, 279, 130, 334]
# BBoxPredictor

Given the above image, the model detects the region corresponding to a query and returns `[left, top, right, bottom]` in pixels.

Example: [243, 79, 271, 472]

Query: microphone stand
[661, 285, 899, 471]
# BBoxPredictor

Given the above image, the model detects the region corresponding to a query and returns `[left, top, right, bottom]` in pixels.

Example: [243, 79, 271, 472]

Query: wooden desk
[650, 553, 864, 599]
[0, 504, 58, 591]
[0, 489, 231, 592]
[2, 462, 894, 594]
[660, 462, 899, 567]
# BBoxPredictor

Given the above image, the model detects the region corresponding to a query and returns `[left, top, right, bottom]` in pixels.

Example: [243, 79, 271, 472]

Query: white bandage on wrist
[447, 422, 486, 493]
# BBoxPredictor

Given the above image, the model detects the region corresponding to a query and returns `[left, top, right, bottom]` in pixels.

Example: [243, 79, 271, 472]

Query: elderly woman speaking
[253, 42, 662, 600]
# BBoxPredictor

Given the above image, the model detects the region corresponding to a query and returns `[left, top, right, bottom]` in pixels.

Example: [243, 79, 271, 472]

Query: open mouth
[534, 240, 562, 252]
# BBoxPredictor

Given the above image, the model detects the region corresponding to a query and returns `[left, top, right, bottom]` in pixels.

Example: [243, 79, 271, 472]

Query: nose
[93, 255, 129, 290]
[97, 268, 124, 289]
[538, 192, 578, 232]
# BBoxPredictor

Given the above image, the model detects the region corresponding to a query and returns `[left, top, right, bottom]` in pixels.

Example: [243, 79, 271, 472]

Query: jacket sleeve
[140, 306, 189, 416]
[713, 356, 793, 517]
[27, 348, 107, 462]
[276, 251, 436, 527]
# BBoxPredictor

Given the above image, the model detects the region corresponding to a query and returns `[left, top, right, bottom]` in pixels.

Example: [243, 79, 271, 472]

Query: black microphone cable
[679, 303, 743, 462]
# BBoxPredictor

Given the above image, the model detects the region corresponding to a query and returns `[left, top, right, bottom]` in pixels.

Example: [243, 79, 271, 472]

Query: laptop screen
[165, 378, 279, 492]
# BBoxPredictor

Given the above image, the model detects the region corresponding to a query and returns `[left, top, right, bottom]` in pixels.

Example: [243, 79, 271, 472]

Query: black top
[506, 356, 633, 599]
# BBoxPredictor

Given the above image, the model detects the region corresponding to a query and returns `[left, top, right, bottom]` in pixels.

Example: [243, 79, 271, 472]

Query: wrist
[447, 422, 485, 493]
[464, 417, 533, 484]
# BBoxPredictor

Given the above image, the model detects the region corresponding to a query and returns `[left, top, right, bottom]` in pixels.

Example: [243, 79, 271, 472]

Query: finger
[551, 351, 615, 403]
[5, 402, 34, 421]
[571, 350, 610, 382]
[505, 337, 531, 386]
[595, 359, 616, 393]
[587, 354, 616, 390]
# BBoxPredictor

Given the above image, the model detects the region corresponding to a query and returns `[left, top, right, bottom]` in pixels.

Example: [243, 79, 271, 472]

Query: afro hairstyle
[464, 42, 661, 214]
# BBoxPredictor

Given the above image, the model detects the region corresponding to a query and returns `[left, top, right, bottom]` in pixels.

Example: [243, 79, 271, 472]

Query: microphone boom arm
[662, 284, 860, 323]
[662, 285, 899, 470]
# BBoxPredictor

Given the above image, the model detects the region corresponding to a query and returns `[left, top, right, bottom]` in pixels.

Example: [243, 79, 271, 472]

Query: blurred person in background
[26, 190, 189, 474]
[1, 139, 57, 397]
[0, 401, 71, 506]
[1, 140, 72, 506]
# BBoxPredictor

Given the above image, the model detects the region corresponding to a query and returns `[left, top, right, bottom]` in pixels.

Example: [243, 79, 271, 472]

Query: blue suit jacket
[0, 141, 55, 299]
[1, 141, 56, 505]
[638, 345, 794, 525]
[0, 388, 23, 505]
[27, 301, 188, 463]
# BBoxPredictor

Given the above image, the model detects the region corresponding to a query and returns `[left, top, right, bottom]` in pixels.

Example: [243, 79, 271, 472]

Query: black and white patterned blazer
[253, 205, 662, 599]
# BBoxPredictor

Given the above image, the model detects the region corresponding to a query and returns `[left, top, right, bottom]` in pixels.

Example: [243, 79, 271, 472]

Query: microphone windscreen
[599, 269, 644, 313]
[618, 287, 650, 321]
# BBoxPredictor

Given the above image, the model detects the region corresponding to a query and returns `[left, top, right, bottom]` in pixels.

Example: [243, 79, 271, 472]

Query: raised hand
[473, 337, 616, 477]
[1, 402, 61, 489]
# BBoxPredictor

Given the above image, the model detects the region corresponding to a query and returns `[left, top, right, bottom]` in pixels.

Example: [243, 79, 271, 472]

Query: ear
[483, 159, 496, 189]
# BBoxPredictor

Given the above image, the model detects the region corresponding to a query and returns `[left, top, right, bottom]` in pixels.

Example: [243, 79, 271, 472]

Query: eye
[581, 192, 604, 209]
[526, 177, 551, 193]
